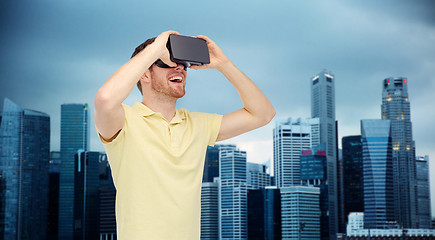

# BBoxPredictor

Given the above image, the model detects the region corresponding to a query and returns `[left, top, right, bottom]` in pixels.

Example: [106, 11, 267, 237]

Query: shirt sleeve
[207, 113, 223, 146]
[95, 104, 129, 184]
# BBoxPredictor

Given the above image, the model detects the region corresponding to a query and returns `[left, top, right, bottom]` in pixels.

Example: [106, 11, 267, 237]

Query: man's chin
[173, 91, 185, 99]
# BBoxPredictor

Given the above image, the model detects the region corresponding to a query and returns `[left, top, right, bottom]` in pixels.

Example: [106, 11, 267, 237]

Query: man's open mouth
[169, 76, 183, 83]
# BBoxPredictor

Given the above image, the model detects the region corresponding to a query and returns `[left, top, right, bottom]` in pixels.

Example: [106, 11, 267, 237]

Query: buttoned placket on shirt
[161, 111, 184, 151]
[133, 102, 186, 152]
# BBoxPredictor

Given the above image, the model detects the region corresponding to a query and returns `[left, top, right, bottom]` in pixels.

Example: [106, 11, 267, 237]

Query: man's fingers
[189, 65, 207, 70]
[160, 52, 177, 67]
[196, 35, 210, 41]
[152, 30, 180, 67]
[161, 30, 180, 37]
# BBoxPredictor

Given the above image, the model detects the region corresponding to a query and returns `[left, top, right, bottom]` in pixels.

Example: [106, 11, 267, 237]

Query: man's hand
[189, 35, 231, 71]
[148, 30, 180, 67]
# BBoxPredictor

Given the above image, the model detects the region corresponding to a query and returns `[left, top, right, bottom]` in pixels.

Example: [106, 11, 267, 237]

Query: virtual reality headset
[166, 35, 210, 69]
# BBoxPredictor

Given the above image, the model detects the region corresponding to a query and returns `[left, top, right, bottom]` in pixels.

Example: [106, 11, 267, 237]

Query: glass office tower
[361, 119, 394, 228]
[203, 145, 220, 183]
[74, 151, 100, 240]
[98, 153, 116, 239]
[219, 144, 247, 240]
[415, 155, 432, 229]
[342, 135, 364, 219]
[247, 189, 265, 240]
[247, 162, 271, 190]
[247, 187, 282, 240]
[0, 98, 50, 240]
[48, 151, 61, 239]
[300, 143, 329, 239]
[58, 104, 89, 239]
[201, 181, 219, 240]
[311, 70, 338, 238]
[381, 77, 417, 228]
[281, 186, 321, 239]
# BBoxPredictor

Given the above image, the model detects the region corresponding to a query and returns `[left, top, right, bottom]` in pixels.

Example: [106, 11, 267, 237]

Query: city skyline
[1, 0, 434, 214]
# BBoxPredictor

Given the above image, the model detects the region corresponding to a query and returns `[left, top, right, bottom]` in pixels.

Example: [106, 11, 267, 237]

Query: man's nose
[174, 63, 187, 71]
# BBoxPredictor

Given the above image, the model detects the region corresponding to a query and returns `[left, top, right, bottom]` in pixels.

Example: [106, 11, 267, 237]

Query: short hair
[131, 37, 156, 95]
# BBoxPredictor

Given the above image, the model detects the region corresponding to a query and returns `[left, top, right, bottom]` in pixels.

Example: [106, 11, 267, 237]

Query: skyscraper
[219, 144, 247, 240]
[48, 151, 61, 240]
[300, 143, 329, 239]
[0, 98, 50, 239]
[247, 189, 266, 240]
[311, 70, 338, 239]
[263, 187, 281, 240]
[247, 162, 271, 190]
[361, 119, 394, 229]
[99, 153, 117, 239]
[381, 77, 417, 228]
[415, 155, 431, 229]
[273, 117, 320, 188]
[341, 135, 364, 219]
[58, 103, 89, 239]
[203, 145, 220, 183]
[201, 181, 219, 240]
[74, 151, 100, 239]
[281, 186, 321, 239]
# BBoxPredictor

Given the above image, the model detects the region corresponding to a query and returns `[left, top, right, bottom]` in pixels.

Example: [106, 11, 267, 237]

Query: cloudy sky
[1, 0, 434, 214]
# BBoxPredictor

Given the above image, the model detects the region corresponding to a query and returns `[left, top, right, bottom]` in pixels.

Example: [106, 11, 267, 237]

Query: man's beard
[151, 79, 185, 99]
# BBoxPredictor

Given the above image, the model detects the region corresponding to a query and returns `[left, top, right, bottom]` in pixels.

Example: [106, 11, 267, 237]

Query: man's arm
[94, 31, 179, 140]
[191, 36, 275, 141]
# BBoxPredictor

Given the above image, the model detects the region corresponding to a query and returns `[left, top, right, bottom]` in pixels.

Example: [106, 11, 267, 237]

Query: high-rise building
[281, 186, 321, 239]
[263, 187, 281, 240]
[48, 151, 61, 240]
[99, 153, 117, 239]
[247, 187, 282, 240]
[74, 151, 100, 239]
[247, 162, 271, 190]
[249, 187, 282, 240]
[311, 70, 338, 238]
[381, 77, 417, 228]
[0, 98, 50, 239]
[341, 136, 364, 219]
[361, 120, 394, 229]
[219, 144, 247, 240]
[337, 128, 347, 236]
[273, 118, 320, 188]
[201, 181, 219, 240]
[300, 143, 329, 239]
[247, 189, 265, 240]
[337, 147, 347, 236]
[300, 144, 327, 184]
[203, 145, 220, 183]
[59, 103, 89, 239]
[415, 155, 432, 229]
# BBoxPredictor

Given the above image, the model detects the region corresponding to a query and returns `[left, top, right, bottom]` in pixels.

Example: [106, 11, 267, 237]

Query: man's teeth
[169, 76, 183, 82]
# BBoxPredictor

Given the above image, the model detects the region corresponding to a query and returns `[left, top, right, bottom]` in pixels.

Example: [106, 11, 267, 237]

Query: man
[94, 30, 275, 239]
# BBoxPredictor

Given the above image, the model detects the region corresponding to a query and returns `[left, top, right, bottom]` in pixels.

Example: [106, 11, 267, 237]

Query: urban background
[1, 0, 435, 239]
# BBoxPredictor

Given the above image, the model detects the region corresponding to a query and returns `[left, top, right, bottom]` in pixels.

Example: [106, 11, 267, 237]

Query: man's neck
[142, 97, 177, 122]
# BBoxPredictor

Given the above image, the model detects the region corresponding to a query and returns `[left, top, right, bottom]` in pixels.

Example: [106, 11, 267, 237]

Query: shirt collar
[132, 101, 185, 124]
[132, 102, 155, 117]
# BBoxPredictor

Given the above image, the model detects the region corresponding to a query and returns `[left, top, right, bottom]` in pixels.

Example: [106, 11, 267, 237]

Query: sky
[1, 0, 435, 215]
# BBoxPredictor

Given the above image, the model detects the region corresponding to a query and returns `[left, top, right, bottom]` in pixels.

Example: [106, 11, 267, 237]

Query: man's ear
[141, 69, 152, 83]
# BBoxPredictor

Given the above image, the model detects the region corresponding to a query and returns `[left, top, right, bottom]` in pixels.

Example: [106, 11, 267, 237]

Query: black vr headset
[166, 35, 210, 69]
